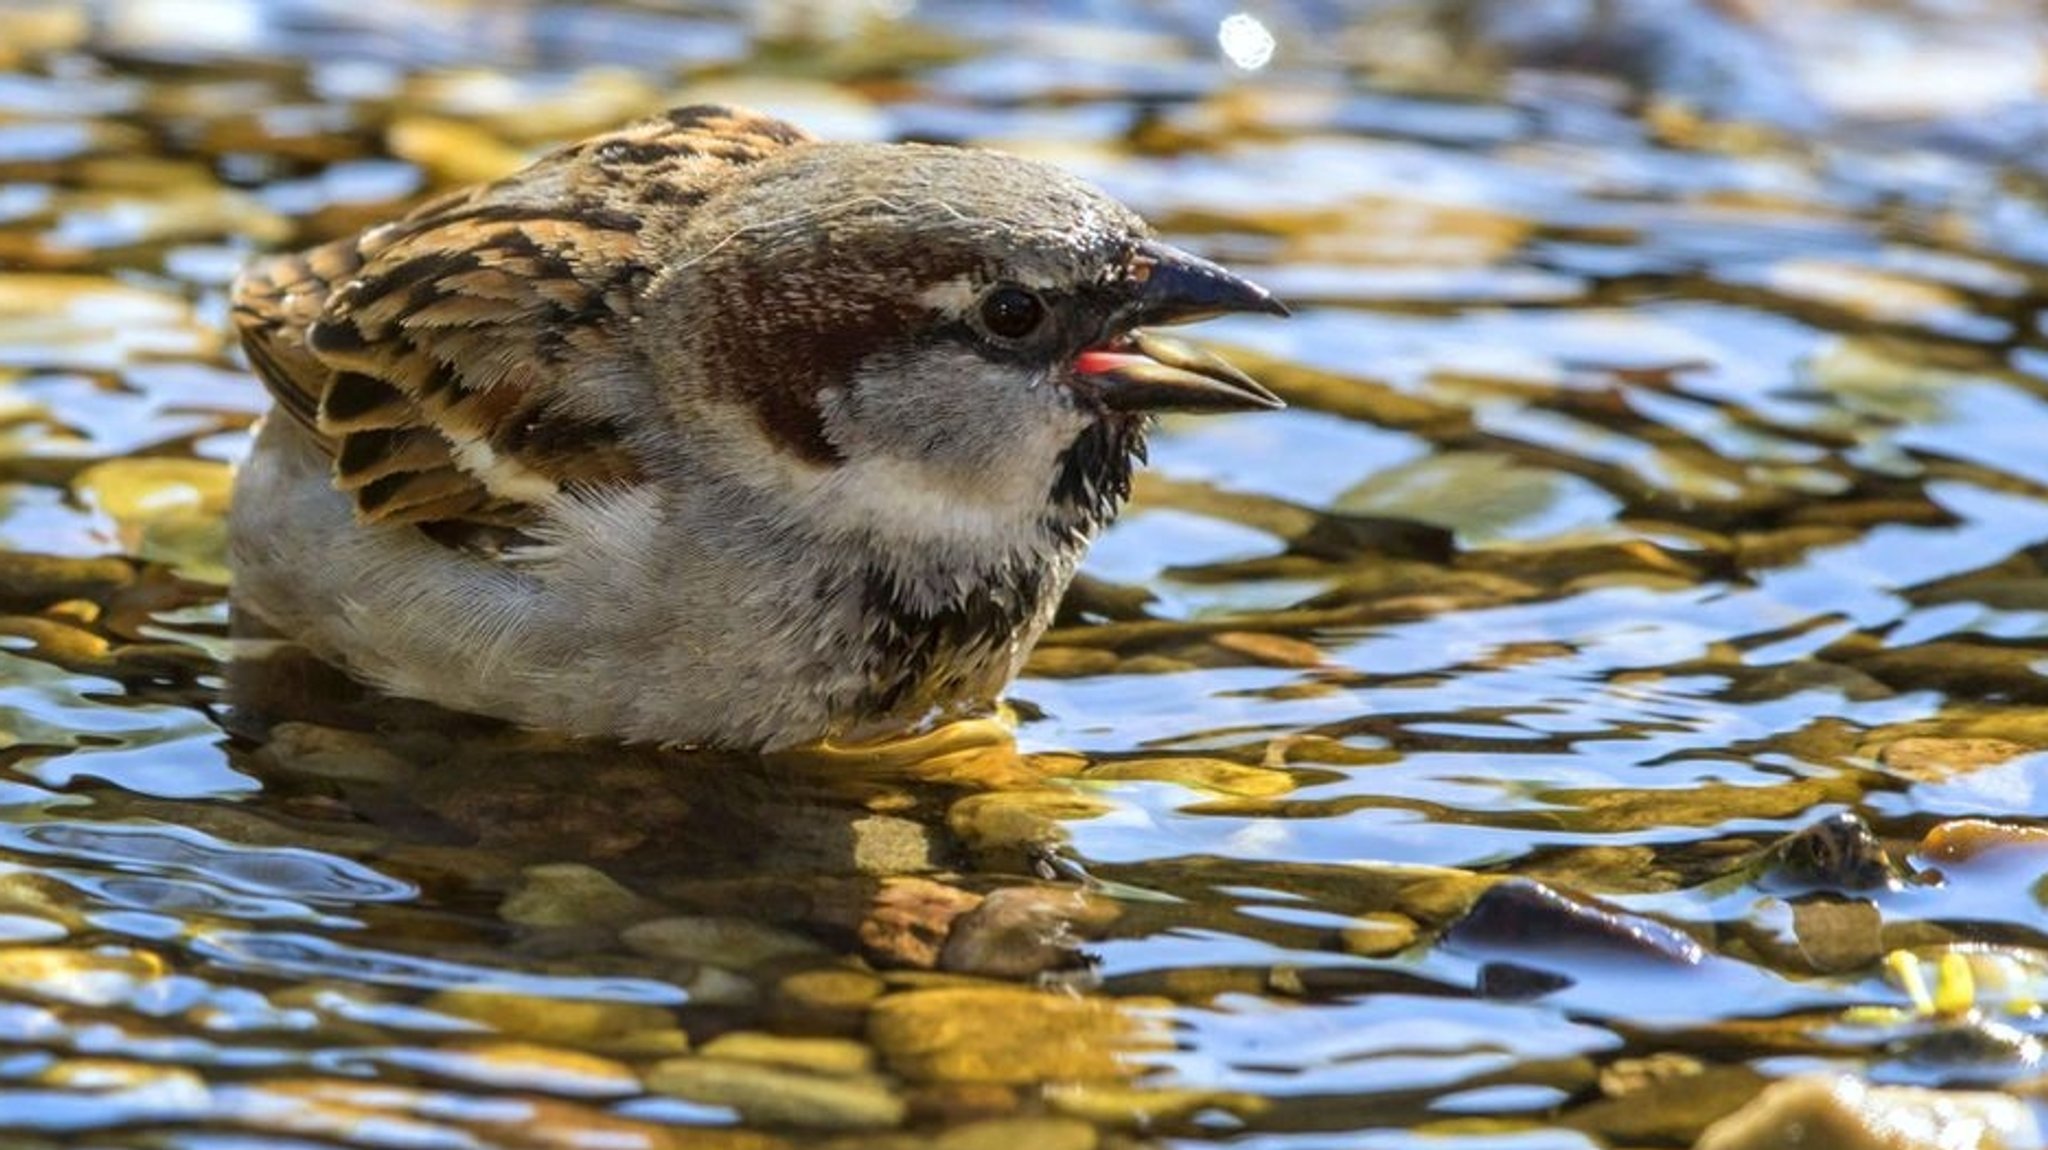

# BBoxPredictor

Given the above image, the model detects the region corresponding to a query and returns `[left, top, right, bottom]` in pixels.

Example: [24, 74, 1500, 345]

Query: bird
[228, 104, 1287, 751]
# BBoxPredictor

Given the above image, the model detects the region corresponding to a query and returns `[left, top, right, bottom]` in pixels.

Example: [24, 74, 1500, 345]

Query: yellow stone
[1879, 737, 2032, 782]
[0, 274, 215, 376]
[0, 945, 165, 1007]
[0, 615, 111, 668]
[423, 988, 686, 1056]
[868, 987, 1172, 1084]
[387, 116, 530, 186]
[1535, 777, 1861, 833]
[947, 789, 1113, 849]
[0, 871, 85, 931]
[409, 67, 662, 144]
[72, 458, 234, 583]
[773, 718, 1040, 789]
[932, 1116, 1099, 1150]
[0, 6, 87, 67]
[1083, 757, 1296, 798]
[777, 969, 886, 1009]
[1339, 912, 1419, 957]
[700, 1031, 875, 1076]
[1209, 631, 1329, 668]
[1047, 1082, 1269, 1128]
[1024, 647, 1121, 677]
[647, 1057, 905, 1130]
[33, 187, 288, 256]
[36, 1058, 203, 1092]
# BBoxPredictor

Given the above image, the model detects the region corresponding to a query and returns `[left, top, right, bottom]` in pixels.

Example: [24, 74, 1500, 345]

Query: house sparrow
[229, 104, 1286, 750]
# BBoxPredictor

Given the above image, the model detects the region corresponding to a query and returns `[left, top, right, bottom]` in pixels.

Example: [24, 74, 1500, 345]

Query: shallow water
[0, 0, 2045, 1146]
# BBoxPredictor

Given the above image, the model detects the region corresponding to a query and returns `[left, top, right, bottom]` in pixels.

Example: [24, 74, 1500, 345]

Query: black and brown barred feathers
[230, 105, 813, 529]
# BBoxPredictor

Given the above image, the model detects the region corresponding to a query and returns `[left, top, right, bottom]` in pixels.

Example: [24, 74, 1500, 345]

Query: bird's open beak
[1074, 331, 1283, 414]
[1073, 240, 1287, 415]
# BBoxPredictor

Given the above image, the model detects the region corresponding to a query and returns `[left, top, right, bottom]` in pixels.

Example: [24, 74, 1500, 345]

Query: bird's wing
[231, 104, 813, 529]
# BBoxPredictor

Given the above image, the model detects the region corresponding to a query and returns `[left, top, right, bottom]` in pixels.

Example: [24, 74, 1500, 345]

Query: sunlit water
[0, 1, 2044, 1147]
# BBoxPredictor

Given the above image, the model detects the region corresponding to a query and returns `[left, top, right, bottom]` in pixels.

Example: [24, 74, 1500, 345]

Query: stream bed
[0, 1, 2046, 1147]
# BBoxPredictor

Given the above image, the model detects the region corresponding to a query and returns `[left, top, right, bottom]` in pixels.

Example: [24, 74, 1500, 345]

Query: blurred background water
[0, 1, 2045, 1147]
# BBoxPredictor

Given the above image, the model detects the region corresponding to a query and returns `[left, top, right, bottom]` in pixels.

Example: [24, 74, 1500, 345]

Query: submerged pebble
[860, 878, 984, 971]
[1446, 879, 1705, 969]
[1081, 756, 1297, 797]
[1696, 1074, 2042, 1150]
[868, 987, 1172, 1084]
[1, 3, 2046, 1148]
[772, 967, 887, 1036]
[937, 886, 1118, 979]
[1880, 738, 2035, 782]
[421, 988, 688, 1057]
[699, 1031, 876, 1076]
[930, 1116, 1099, 1150]
[621, 915, 825, 969]
[646, 1056, 907, 1130]
[947, 790, 1113, 872]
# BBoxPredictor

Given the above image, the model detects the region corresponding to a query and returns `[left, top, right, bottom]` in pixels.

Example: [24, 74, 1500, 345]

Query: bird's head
[637, 141, 1285, 546]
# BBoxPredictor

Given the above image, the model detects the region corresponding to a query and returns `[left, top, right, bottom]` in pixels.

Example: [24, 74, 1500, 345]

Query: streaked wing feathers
[231, 104, 814, 528]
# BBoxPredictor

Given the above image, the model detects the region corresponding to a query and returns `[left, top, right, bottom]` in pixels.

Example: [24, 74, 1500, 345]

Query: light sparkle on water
[1218, 12, 1276, 71]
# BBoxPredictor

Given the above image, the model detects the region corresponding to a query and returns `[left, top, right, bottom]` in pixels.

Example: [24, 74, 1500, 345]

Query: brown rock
[1568, 1063, 1767, 1144]
[502, 863, 657, 930]
[0, 553, 131, 607]
[860, 879, 984, 970]
[903, 1081, 1022, 1126]
[938, 886, 1119, 979]
[1208, 631, 1327, 668]
[1880, 738, 2032, 782]
[1920, 819, 2048, 865]
[1695, 1074, 2037, 1150]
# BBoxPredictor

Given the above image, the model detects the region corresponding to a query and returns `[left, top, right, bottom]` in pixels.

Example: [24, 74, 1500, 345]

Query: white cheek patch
[802, 354, 1092, 551]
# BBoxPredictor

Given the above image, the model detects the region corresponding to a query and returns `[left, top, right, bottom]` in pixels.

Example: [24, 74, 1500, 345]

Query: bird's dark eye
[978, 285, 1047, 341]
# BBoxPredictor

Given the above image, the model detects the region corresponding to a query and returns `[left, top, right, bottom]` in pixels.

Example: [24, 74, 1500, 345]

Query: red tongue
[1074, 348, 1149, 375]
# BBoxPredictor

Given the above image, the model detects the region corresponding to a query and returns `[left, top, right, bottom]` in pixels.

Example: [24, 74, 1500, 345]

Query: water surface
[0, 1, 2045, 1147]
